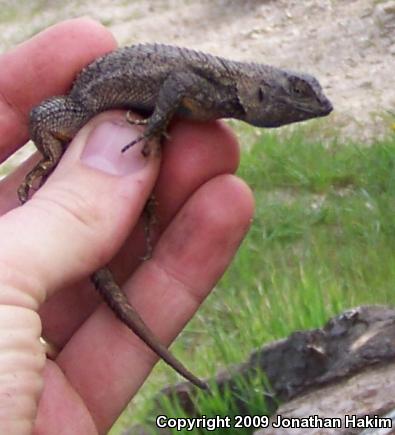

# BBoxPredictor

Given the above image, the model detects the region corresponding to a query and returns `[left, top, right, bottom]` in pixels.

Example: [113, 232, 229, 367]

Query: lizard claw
[17, 182, 30, 204]
[122, 134, 160, 157]
[121, 134, 146, 153]
[126, 111, 148, 125]
[162, 131, 170, 140]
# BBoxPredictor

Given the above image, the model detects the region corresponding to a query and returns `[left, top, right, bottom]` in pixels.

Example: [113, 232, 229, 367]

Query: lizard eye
[293, 85, 303, 96]
[290, 78, 312, 99]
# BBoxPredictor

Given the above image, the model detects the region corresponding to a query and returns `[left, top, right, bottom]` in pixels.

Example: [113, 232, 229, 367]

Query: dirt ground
[0, 0, 394, 143]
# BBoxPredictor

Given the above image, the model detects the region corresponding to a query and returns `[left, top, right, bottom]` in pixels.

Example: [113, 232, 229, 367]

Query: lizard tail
[91, 267, 209, 390]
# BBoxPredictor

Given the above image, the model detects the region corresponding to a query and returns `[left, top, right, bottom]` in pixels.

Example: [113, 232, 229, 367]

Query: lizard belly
[178, 96, 221, 121]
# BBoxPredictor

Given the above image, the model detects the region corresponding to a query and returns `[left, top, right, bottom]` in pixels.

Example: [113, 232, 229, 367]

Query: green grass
[112, 127, 395, 434]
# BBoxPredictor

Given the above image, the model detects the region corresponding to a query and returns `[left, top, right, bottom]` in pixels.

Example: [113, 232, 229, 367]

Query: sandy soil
[0, 0, 394, 145]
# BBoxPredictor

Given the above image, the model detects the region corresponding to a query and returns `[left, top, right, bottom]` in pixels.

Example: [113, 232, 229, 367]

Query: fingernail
[81, 119, 146, 175]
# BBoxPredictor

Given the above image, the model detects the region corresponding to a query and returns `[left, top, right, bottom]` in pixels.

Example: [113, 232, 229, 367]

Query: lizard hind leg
[17, 136, 64, 204]
[18, 96, 90, 204]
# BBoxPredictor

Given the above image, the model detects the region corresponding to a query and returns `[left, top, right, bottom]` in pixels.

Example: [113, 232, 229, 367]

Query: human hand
[0, 18, 254, 434]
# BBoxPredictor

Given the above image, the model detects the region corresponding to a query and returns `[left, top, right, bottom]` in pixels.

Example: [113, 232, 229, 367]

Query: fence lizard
[18, 43, 333, 390]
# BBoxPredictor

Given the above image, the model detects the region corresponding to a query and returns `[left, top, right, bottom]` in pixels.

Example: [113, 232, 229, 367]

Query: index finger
[0, 18, 117, 161]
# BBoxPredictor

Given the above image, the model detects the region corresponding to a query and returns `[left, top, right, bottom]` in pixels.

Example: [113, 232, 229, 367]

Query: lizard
[17, 43, 333, 390]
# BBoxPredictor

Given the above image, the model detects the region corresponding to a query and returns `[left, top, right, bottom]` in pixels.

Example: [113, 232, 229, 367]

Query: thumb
[0, 111, 159, 434]
[0, 110, 160, 308]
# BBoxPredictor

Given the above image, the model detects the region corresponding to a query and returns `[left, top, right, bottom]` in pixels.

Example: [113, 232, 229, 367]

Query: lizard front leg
[122, 71, 211, 155]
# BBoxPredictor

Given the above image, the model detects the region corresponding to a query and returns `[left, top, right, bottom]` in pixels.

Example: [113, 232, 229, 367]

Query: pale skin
[0, 18, 254, 435]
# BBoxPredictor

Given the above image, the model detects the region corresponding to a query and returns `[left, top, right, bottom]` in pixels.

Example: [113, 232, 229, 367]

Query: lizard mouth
[299, 99, 333, 117]
[319, 99, 333, 116]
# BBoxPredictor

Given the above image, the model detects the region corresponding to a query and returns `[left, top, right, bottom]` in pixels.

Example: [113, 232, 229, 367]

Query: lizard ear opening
[258, 87, 265, 103]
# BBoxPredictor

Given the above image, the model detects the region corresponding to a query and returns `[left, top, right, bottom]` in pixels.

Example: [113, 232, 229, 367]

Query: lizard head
[238, 68, 333, 128]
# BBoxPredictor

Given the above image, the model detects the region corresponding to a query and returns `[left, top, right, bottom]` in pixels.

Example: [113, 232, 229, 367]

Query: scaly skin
[18, 43, 333, 389]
